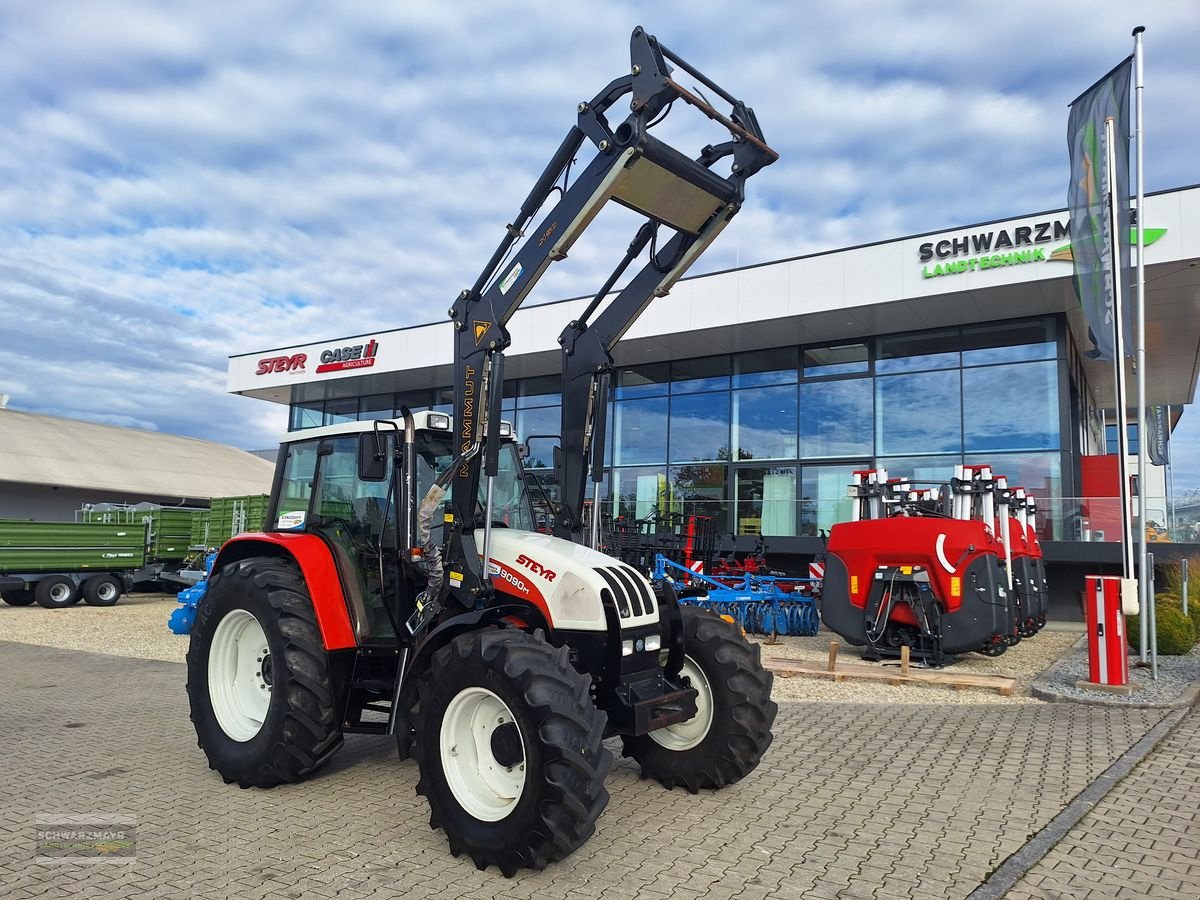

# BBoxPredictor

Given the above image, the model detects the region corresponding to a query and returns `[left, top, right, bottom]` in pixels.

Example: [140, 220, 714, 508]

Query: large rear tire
[415, 628, 611, 877]
[186, 557, 343, 788]
[1, 590, 35, 607]
[622, 605, 776, 793]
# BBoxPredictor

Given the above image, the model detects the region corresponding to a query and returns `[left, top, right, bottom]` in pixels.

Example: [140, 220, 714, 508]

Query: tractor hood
[485, 530, 660, 632]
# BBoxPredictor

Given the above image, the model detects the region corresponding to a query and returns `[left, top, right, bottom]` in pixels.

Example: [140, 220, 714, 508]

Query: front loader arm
[441, 26, 777, 607]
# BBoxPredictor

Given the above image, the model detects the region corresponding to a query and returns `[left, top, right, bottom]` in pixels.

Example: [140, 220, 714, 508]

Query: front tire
[622, 606, 777, 793]
[415, 629, 611, 877]
[186, 557, 343, 788]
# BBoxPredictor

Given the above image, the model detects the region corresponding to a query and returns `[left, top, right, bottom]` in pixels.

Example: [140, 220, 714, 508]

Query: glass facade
[286, 316, 1068, 538]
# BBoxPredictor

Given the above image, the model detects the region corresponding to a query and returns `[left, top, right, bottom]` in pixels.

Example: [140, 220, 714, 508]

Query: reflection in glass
[803, 344, 868, 378]
[616, 362, 669, 399]
[515, 405, 560, 467]
[876, 329, 960, 373]
[962, 319, 1056, 366]
[669, 393, 731, 463]
[734, 347, 798, 388]
[614, 398, 669, 465]
[876, 455, 960, 486]
[876, 370, 962, 454]
[670, 464, 728, 533]
[734, 386, 797, 460]
[323, 398, 359, 426]
[963, 361, 1058, 452]
[800, 379, 873, 458]
[671, 356, 730, 394]
[517, 374, 560, 409]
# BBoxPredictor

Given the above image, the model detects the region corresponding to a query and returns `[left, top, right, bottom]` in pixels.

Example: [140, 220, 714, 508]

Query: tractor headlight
[428, 413, 451, 430]
[621, 639, 634, 657]
[644, 633, 661, 652]
[498, 421, 513, 438]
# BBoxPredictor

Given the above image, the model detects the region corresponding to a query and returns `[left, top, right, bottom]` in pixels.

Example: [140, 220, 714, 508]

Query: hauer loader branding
[255, 339, 380, 376]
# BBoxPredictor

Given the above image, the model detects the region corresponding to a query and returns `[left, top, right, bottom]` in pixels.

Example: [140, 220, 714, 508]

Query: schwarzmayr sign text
[918, 218, 1070, 278]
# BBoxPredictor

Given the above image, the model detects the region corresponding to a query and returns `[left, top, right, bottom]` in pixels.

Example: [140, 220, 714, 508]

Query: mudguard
[212, 532, 355, 651]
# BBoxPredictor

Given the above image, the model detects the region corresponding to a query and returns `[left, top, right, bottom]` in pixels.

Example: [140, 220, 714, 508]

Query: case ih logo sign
[255, 339, 380, 376]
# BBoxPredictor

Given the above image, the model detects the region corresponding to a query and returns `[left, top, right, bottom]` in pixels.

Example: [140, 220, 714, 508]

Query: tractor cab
[264, 410, 531, 644]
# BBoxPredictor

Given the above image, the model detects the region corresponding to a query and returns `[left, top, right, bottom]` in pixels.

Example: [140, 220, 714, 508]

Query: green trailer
[81, 504, 200, 562]
[0, 520, 150, 609]
[195, 494, 269, 549]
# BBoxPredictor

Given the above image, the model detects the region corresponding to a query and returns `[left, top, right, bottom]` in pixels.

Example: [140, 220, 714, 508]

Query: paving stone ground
[0, 641, 1170, 900]
[1005, 703, 1200, 899]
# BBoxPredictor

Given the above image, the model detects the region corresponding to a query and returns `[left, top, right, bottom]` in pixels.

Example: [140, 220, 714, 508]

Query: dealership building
[228, 184, 1200, 618]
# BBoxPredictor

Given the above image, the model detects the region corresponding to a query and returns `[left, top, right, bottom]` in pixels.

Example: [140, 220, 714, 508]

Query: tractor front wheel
[186, 557, 343, 788]
[623, 605, 777, 793]
[415, 628, 611, 877]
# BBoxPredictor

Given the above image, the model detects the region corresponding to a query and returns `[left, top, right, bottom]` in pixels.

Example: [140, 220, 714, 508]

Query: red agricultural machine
[820, 465, 1049, 666]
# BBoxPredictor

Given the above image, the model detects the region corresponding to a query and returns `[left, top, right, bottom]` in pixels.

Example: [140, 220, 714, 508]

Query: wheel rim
[96, 581, 118, 602]
[207, 609, 272, 742]
[49, 582, 72, 604]
[650, 655, 714, 752]
[439, 687, 526, 822]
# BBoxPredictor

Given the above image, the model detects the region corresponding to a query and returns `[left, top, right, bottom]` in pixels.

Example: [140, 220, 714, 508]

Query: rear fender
[212, 533, 355, 651]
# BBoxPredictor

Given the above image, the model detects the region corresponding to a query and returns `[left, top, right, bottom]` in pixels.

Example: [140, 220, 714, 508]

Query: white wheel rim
[650, 655, 714, 752]
[96, 581, 118, 602]
[439, 687, 526, 822]
[50, 582, 72, 603]
[207, 609, 272, 742]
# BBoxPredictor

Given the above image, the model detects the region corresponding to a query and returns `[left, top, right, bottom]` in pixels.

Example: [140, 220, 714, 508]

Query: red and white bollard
[1080, 575, 1131, 692]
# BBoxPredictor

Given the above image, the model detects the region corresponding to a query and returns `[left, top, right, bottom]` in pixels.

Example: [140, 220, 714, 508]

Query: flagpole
[1132, 25, 1153, 673]
[1105, 116, 1136, 591]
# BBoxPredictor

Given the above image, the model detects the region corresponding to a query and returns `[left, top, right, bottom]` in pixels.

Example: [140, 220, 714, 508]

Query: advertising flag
[1067, 55, 1133, 361]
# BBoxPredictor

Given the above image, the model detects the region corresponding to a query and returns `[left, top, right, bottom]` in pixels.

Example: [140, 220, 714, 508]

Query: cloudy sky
[2, 1, 1198, 490]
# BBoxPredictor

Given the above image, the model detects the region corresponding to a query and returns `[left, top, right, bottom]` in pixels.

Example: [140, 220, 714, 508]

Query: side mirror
[358, 432, 388, 482]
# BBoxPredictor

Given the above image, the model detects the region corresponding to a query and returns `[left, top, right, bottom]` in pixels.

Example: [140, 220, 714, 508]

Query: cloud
[0, 0, 1197, 495]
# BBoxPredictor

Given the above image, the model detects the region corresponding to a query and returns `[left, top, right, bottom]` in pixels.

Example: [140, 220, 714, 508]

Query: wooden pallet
[763, 642, 1016, 697]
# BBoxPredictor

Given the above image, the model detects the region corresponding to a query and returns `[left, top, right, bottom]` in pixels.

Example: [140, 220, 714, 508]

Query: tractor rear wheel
[623, 605, 776, 793]
[415, 628, 611, 877]
[186, 557, 343, 788]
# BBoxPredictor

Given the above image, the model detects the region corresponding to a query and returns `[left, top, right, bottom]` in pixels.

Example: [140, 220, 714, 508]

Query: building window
[735, 466, 796, 536]
[876, 455, 961, 485]
[615, 362, 669, 399]
[734, 347, 798, 388]
[800, 464, 861, 536]
[803, 344, 868, 378]
[614, 398, 669, 465]
[963, 360, 1059, 452]
[800, 378, 873, 458]
[669, 393, 731, 463]
[670, 463, 728, 533]
[671, 355, 731, 394]
[962, 319, 1056, 366]
[517, 374, 560, 409]
[1105, 423, 1139, 455]
[515, 405, 560, 463]
[875, 370, 963, 455]
[359, 393, 396, 420]
[323, 398, 359, 427]
[734, 385, 798, 460]
[611, 466, 667, 522]
[876, 329, 960, 373]
[290, 401, 323, 431]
